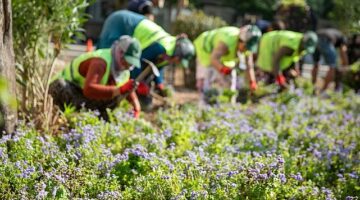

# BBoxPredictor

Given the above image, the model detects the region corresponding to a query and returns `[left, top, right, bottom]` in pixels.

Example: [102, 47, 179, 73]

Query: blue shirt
[97, 10, 145, 49]
[130, 42, 167, 84]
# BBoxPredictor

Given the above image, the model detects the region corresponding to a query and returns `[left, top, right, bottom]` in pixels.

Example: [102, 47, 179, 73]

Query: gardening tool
[118, 59, 160, 101]
[140, 60, 174, 106]
[150, 90, 173, 106]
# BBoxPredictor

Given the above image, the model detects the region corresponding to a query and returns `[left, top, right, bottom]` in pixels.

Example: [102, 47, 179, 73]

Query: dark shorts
[313, 37, 337, 68]
[49, 79, 122, 117]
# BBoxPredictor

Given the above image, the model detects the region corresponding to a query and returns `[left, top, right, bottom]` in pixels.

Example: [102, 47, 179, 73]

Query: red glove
[119, 79, 135, 94]
[250, 80, 258, 91]
[275, 74, 286, 86]
[133, 109, 140, 119]
[219, 66, 232, 75]
[136, 82, 150, 96]
[156, 83, 164, 90]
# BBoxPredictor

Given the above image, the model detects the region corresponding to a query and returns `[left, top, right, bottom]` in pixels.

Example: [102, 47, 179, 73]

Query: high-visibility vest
[256, 30, 304, 72]
[194, 26, 240, 68]
[60, 49, 129, 88]
[133, 19, 176, 56]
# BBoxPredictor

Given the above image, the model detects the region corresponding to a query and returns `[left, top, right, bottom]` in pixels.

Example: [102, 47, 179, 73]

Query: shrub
[12, 0, 92, 130]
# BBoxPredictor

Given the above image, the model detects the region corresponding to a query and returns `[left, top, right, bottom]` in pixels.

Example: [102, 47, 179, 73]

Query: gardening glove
[275, 74, 287, 87]
[219, 66, 232, 75]
[119, 79, 136, 94]
[155, 83, 170, 97]
[249, 80, 258, 91]
[136, 82, 150, 96]
[133, 109, 140, 119]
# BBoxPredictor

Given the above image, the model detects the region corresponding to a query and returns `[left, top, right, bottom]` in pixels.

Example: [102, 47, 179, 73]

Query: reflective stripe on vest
[61, 49, 112, 88]
[256, 30, 304, 72]
[133, 19, 170, 50]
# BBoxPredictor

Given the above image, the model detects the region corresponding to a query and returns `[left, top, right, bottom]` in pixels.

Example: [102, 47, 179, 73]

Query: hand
[250, 80, 258, 91]
[119, 79, 136, 94]
[275, 74, 287, 86]
[219, 66, 232, 75]
[155, 83, 167, 97]
[133, 109, 140, 119]
[136, 82, 150, 96]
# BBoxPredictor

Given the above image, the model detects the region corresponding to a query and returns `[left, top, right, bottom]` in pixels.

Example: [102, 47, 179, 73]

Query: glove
[133, 109, 140, 119]
[136, 82, 150, 96]
[250, 80, 258, 91]
[119, 79, 135, 94]
[155, 83, 167, 97]
[156, 83, 164, 90]
[219, 66, 232, 75]
[275, 74, 286, 86]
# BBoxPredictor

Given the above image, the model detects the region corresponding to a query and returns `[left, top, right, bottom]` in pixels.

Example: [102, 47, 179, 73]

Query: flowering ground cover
[0, 88, 359, 199]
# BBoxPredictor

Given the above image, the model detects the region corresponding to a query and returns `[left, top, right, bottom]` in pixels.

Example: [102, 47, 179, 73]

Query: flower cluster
[0, 89, 359, 199]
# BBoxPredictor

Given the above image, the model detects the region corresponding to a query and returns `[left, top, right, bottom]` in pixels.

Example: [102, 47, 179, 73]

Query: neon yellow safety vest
[194, 26, 240, 68]
[133, 19, 176, 56]
[59, 49, 129, 88]
[256, 30, 305, 72]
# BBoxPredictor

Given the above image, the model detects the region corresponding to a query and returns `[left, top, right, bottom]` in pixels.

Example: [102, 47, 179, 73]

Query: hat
[115, 35, 142, 68]
[239, 25, 262, 53]
[173, 37, 195, 68]
[303, 31, 318, 54]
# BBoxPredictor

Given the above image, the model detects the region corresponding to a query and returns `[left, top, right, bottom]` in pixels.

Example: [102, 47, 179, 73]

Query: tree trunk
[0, 0, 17, 134]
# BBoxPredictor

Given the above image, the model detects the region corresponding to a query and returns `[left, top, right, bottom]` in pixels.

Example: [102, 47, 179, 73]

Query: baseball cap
[116, 35, 142, 68]
[239, 25, 262, 53]
[303, 31, 318, 54]
[173, 37, 195, 68]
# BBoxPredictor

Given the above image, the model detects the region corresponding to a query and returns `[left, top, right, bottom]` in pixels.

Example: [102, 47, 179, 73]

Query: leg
[196, 60, 207, 93]
[321, 67, 335, 92]
[312, 63, 319, 85]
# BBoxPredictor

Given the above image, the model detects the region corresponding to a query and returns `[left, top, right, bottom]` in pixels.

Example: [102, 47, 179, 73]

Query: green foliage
[12, 0, 92, 129]
[222, 0, 277, 19]
[0, 88, 359, 199]
[172, 10, 227, 41]
[0, 77, 17, 128]
[328, 0, 360, 33]
[342, 61, 360, 92]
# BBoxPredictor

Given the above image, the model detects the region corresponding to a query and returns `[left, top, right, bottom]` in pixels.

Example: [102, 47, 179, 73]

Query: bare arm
[272, 46, 294, 76]
[210, 42, 229, 71]
[245, 53, 256, 83]
[339, 44, 349, 66]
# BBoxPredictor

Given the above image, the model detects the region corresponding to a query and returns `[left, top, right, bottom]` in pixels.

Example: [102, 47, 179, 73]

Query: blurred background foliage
[187, 0, 359, 33]
[172, 10, 227, 40]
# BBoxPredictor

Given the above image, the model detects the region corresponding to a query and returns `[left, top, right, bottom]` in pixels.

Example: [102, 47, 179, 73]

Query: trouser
[49, 79, 122, 119]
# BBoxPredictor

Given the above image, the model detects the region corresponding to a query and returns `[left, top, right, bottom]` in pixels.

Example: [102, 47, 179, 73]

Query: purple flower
[97, 191, 121, 199]
[291, 172, 303, 181]
[52, 187, 58, 198]
[278, 173, 287, 183]
[227, 170, 238, 177]
[255, 162, 265, 169]
[257, 173, 268, 180]
[346, 196, 356, 200]
[36, 182, 48, 199]
[19, 166, 35, 178]
[321, 187, 332, 196]
[162, 129, 172, 138]
[348, 172, 358, 179]
[161, 175, 170, 180]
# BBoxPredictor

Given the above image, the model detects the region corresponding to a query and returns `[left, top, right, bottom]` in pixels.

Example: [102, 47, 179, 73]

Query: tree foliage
[328, 0, 360, 33]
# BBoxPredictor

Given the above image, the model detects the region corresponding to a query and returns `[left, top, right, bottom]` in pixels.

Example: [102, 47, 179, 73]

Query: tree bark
[0, 0, 17, 134]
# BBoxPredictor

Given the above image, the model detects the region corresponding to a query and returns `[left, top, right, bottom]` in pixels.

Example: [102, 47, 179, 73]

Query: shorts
[313, 37, 337, 68]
